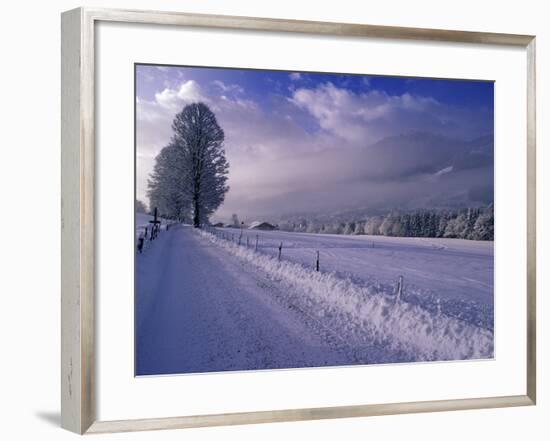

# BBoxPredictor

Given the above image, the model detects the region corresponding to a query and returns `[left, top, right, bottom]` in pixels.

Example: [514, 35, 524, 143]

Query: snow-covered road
[136, 225, 493, 375]
[136, 225, 352, 375]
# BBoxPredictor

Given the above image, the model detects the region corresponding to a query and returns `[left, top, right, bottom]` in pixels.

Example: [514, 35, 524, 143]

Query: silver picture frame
[61, 7, 536, 434]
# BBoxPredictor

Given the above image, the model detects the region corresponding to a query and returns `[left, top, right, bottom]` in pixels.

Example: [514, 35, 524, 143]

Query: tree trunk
[193, 196, 200, 228]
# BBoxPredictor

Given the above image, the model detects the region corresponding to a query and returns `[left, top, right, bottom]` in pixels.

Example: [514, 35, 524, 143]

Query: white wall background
[0, 0, 547, 439]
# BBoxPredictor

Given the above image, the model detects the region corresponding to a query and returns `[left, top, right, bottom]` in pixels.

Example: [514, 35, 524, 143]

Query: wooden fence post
[395, 275, 403, 303]
[316, 250, 320, 272]
[278, 242, 283, 261]
[255, 234, 258, 251]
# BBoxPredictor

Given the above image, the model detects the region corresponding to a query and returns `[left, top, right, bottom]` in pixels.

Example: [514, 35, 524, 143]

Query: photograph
[134, 64, 495, 376]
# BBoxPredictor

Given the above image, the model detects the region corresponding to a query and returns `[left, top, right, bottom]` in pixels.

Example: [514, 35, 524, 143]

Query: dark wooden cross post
[149, 207, 161, 240]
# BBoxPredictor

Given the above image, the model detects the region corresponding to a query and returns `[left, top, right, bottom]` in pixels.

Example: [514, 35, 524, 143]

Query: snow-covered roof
[248, 221, 276, 230]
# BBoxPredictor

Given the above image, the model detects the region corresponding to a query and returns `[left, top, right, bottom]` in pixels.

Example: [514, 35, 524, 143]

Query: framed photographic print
[61, 7, 536, 434]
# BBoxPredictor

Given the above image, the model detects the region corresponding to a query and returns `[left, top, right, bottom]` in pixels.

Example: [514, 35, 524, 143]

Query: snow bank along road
[221, 227, 494, 330]
[136, 225, 494, 375]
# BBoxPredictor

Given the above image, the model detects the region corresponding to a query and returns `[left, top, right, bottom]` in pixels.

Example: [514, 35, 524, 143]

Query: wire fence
[205, 225, 411, 308]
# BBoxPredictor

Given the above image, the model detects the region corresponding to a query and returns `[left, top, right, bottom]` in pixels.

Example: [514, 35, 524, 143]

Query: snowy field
[216, 227, 493, 330]
[135, 224, 494, 375]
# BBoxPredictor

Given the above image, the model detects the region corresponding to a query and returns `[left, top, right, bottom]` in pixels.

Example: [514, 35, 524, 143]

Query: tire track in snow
[136, 225, 356, 375]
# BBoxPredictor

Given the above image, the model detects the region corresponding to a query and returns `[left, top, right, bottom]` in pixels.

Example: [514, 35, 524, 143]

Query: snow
[135, 212, 174, 253]
[216, 227, 493, 330]
[136, 212, 173, 237]
[136, 225, 350, 375]
[200, 229, 493, 363]
[135, 223, 493, 375]
[136, 212, 157, 237]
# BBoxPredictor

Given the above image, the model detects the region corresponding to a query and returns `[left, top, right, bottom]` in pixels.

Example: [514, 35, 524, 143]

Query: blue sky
[136, 64, 494, 221]
[137, 65, 493, 115]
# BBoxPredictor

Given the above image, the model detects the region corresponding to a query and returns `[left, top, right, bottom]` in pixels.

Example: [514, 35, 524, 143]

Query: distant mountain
[227, 131, 494, 222]
[453, 134, 493, 171]
[353, 131, 493, 182]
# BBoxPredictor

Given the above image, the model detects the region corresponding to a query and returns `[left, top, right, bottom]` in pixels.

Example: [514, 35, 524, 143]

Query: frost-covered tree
[471, 204, 494, 240]
[436, 211, 449, 238]
[173, 103, 229, 227]
[353, 221, 364, 235]
[443, 214, 465, 238]
[147, 103, 229, 227]
[463, 208, 479, 239]
[379, 215, 394, 236]
[364, 217, 382, 235]
[135, 199, 148, 213]
[306, 222, 319, 233]
[343, 222, 355, 235]
[323, 223, 338, 234]
[148, 145, 191, 221]
[148, 145, 192, 221]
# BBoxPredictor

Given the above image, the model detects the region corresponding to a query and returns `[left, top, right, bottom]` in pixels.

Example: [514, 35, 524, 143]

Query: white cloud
[154, 80, 208, 111]
[212, 80, 244, 95]
[289, 72, 301, 81]
[290, 82, 443, 143]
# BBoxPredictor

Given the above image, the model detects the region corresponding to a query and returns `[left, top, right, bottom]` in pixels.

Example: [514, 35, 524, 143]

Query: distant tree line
[278, 205, 494, 241]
